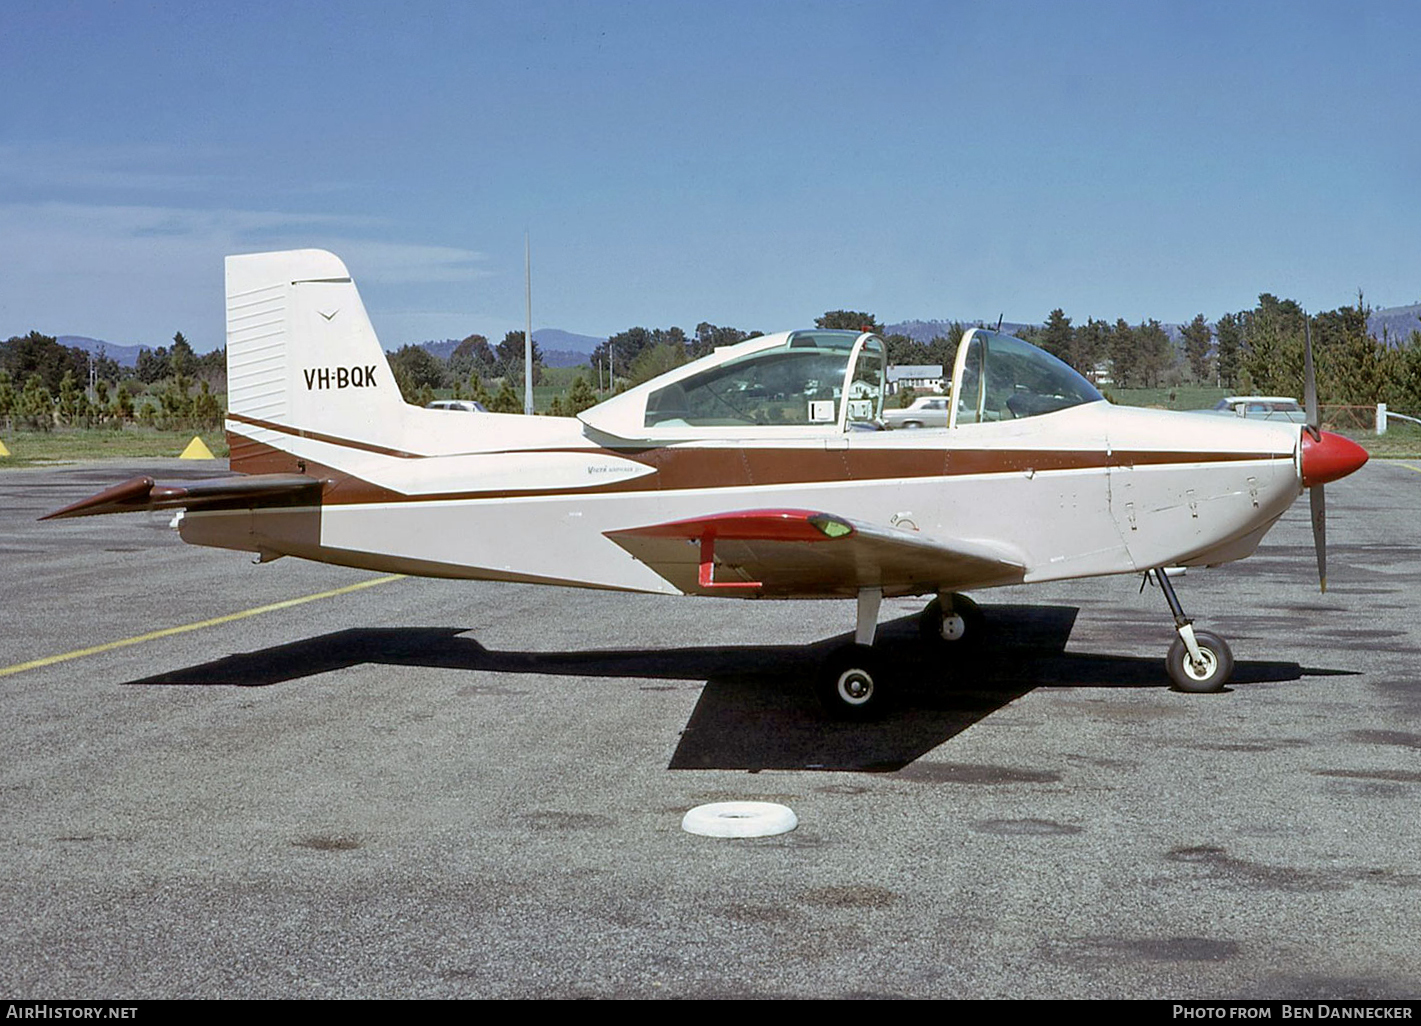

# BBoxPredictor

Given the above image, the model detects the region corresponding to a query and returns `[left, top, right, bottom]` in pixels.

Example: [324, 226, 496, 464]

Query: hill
[58, 336, 146, 368]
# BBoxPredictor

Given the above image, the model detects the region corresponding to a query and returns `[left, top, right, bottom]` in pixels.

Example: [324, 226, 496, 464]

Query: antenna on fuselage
[995, 314, 1004, 332]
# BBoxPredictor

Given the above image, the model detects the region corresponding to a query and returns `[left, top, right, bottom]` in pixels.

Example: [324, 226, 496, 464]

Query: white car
[884, 395, 950, 429]
[1204, 396, 1307, 423]
[426, 399, 489, 413]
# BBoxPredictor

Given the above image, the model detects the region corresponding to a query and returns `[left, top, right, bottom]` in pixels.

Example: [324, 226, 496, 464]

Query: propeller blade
[1310, 481, 1327, 592]
[1304, 317, 1320, 441]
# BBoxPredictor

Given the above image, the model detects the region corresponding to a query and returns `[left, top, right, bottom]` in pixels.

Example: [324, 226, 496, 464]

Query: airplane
[43, 249, 1370, 718]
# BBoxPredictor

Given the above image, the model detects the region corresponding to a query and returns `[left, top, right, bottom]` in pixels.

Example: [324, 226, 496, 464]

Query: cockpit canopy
[579, 330, 885, 440]
[948, 329, 1103, 427]
[577, 326, 1102, 442]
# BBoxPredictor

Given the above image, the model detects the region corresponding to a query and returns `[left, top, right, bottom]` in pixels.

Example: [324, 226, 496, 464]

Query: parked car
[426, 399, 489, 413]
[884, 395, 950, 429]
[1201, 396, 1307, 423]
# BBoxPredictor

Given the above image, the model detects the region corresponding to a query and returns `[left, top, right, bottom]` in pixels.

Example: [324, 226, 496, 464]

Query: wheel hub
[940, 614, 966, 641]
[1186, 649, 1218, 680]
[837, 669, 874, 704]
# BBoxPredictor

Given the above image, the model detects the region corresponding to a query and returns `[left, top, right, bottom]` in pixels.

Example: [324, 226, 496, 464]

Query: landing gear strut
[1151, 568, 1233, 693]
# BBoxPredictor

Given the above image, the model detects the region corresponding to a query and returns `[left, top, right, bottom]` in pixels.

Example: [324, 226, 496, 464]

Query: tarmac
[2, 457, 1419, 999]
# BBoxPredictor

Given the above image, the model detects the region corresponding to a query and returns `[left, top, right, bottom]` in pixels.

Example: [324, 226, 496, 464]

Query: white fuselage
[185, 401, 1302, 598]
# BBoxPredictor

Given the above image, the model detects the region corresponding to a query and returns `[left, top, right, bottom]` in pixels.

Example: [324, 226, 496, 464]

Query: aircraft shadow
[122, 604, 1337, 772]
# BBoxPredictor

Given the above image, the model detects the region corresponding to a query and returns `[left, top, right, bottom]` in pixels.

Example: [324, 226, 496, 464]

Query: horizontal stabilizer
[41, 474, 321, 520]
[606, 508, 1025, 598]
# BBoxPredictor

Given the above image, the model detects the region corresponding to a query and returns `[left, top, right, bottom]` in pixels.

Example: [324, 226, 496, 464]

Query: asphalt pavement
[2, 457, 1419, 999]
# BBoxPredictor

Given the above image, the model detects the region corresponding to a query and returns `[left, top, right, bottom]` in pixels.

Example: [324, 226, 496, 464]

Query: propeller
[1305, 318, 1326, 591]
[1298, 316, 1369, 592]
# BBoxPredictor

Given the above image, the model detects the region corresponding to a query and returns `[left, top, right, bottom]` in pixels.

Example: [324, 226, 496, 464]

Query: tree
[692, 322, 759, 358]
[1110, 320, 1138, 388]
[815, 311, 881, 332]
[496, 330, 544, 386]
[592, 327, 685, 380]
[1040, 309, 1074, 362]
[1314, 292, 1385, 404]
[387, 344, 446, 402]
[628, 342, 689, 386]
[883, 333, 927, 366]
[1241, 294, 1306, 397]
[566, 375, 597, 415]
[17, 373, 54, 430]
[1135, 320, 1174, 389]
[1070, 318, 1111, 380]
[169, 332, 196, 378]
[0, 369, 15, 429]
[1180, 314, 1213, 384]
[0, 332, 88, 395]
[1393, 330, 1421, 413]
[449, 334, 498, 380]
[191, 380, 223, 427]
[1215, 313, 1243, 389]
[489, 376, 521, 413]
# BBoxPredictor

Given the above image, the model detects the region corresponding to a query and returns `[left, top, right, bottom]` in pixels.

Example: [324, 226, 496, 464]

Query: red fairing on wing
[1301, 431, 1369, 487]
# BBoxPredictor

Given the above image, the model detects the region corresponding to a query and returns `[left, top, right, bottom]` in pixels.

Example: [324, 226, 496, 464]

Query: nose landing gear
[1151, 568, 1233, 692]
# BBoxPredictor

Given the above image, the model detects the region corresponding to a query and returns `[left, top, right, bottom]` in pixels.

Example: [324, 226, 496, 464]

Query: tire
[1166, 630, 1234, 693]
[903, 420, 923, 429]
[816, 645, 891, 720]
[918, 593, 984, 648]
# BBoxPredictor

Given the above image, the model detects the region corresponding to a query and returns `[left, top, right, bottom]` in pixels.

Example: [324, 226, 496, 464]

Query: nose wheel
[1166, 629, 1234, 692]
[1151, 569, 1233, 692]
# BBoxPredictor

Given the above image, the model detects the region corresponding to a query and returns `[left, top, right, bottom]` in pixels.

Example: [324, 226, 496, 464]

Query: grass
[1109, 385, 1231, 410]
[0, 427, 229, 467]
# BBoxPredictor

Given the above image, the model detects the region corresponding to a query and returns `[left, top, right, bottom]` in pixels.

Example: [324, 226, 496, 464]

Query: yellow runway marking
[0, 574, 405, 678]
[1398, 462, 1421, 474]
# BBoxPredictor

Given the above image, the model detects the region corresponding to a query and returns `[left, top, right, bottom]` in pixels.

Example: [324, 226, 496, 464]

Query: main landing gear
[1151, 568, 1234, 693]
[814, 588, 983, 719]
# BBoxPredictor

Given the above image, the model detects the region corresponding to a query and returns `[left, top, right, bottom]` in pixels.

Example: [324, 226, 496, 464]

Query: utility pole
[524, 232, 533, 416]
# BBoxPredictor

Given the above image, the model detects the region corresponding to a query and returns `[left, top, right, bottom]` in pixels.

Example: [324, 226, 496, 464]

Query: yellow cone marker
[0, 439, 10, 457]
[179, 436, 215, 460]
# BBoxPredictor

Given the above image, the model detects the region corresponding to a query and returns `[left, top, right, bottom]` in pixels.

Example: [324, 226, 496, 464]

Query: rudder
[225, 249, 407, 445]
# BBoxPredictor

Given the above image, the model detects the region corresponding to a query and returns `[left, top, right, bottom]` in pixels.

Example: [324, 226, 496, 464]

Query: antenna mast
[524, 232, 534, 415]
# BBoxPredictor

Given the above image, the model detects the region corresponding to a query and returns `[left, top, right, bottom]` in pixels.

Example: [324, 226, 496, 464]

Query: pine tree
[1181, 314, 1213, 384]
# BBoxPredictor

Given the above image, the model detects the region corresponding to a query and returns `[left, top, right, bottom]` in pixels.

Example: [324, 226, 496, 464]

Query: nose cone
[1301, 430, 1369, 487]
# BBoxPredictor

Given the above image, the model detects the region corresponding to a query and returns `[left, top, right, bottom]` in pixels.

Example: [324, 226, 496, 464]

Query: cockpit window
[645, 331, 858, 427]
[951, 330, 1103, 426]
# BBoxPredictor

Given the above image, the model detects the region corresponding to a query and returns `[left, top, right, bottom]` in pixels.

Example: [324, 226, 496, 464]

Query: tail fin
[225, 249, 407, 446]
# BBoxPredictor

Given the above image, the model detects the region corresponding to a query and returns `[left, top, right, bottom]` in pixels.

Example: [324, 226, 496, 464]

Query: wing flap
[41, 474, 322, 520]
[605, 508, 1025, 598]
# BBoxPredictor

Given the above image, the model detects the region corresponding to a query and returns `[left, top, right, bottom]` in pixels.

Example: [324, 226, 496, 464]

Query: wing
[41, 474, 321, 520]
[605, 508, 1025, 599]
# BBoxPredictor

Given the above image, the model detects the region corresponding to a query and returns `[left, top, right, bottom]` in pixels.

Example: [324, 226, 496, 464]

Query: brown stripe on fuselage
[227, 412, 423, 458]
[227, 423, 1292, 507]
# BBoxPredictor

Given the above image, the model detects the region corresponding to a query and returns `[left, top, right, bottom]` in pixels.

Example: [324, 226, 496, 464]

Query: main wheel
[816, 645, 891, 720]
[1166, 630, 1234, 693]
[919, 593, 984, 648]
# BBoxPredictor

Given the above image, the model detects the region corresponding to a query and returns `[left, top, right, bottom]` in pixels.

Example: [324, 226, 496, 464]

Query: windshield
[951, 330, 1103, 426]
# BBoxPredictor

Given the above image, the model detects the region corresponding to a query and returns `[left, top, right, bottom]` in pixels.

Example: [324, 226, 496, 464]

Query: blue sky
[2, 0, 1417, 352]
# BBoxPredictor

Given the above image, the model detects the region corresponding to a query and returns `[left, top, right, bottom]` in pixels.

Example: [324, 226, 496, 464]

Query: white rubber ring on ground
[680, 801, 798, 838]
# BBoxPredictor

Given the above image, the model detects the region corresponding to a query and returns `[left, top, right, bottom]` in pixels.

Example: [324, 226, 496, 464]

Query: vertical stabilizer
[225, 250, 407, 446]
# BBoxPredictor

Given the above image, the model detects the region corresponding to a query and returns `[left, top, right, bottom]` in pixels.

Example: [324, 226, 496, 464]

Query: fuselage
[188, 398, 1303, 598]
